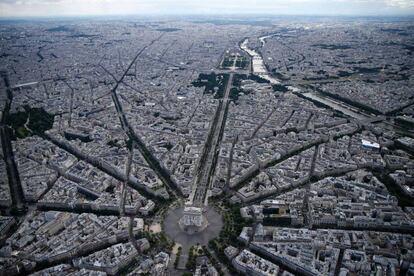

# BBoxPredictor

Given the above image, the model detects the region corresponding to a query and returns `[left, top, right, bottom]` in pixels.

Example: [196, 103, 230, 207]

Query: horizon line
[1, 13, 414, 20]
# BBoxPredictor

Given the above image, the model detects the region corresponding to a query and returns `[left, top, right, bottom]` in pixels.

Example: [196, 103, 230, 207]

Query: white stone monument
[178, 206, 208, 234]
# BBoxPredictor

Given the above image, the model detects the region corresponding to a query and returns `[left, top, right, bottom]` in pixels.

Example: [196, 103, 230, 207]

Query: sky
[0, 0, 414, 18]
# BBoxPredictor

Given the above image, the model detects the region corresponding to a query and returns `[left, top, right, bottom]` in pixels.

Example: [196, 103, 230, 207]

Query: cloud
[0, 0, 413, 17]
[385, 0, 414, 8]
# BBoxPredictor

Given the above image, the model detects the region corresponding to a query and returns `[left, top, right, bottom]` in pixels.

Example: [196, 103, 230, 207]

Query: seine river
[239, 34, 372, 121]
